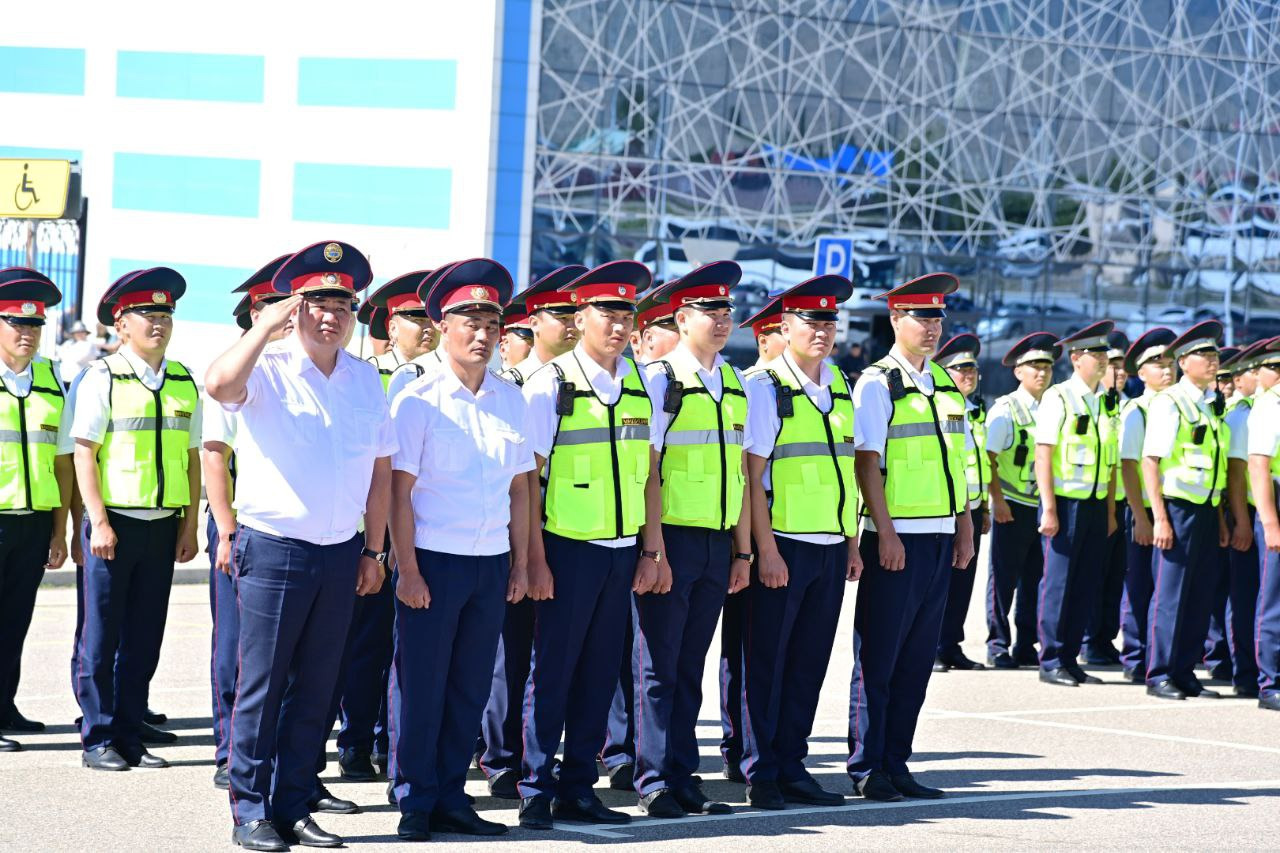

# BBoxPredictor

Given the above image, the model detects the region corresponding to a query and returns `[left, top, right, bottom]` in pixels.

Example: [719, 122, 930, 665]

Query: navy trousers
[600, 618, 635, 772]
[479, 597, 534, 778]
[938, 508, 984, 658]
[985, 500, 1043, 659]
[1118, 506, 1156, 673]
[519, 533, 634, 801]
[1038, 496, 1108, 672]
[717, 580, 746, 769]
[388, 550, 507, 815]
[1219, 508, 1260, 690]
[75, 511, 178, 753]
[1255, 514, 1280, 699]
[1147, 499, 1220, 687]
[848, 531, 950, 779]
[633, 524, 732, 795]
[1084, 503, 1127, 655]
[336, 577, 393, 758]
[743, 536, 846, 784]
[0, 512, 53, 721]
[207, 513, 239, 769]
[227, 526, 359, 826]
[1203, 546, 1234, 678]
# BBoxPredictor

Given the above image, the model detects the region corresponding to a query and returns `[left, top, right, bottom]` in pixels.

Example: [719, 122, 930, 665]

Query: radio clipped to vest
[763, 369, 795, 418]
[886, 367, 907, 401]
[658, 361, 684, 416]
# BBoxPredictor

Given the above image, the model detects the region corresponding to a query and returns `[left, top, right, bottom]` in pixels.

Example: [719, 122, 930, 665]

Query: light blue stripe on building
[0, 146, 82, 161]
[113, 153, 260, 218]
[0, 46, 85, 95]
[116, 51, 264, 102]
[490, 0, 535, 279]
[293, 163, 450, 229]
[109, 258, 249, 325]
[296, 57, 456, 109]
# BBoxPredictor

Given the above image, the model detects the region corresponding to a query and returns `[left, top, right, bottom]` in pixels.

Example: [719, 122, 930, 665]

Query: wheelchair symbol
[13, 163, 40, 212]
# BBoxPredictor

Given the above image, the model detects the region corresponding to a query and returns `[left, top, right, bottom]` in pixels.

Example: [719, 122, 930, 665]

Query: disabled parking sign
[0, 159, 72, 219]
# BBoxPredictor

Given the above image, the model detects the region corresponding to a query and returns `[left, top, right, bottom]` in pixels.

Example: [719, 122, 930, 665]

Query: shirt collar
[572, 342, 632, 387]
[781, 348, 832, 392]
[1012, 386, 1039, 408]
[1067, 373, 1098, 400]
[887, 345, 935, 382]
[1177, 375, 1214, 403]
[668, 343, 724, 378]
[285, 333, 350, 377]
[436, 361, 498, 399]
[514, 351, 544, 376]
[119, 344, 167, 380]
[0, 359, 31, 383]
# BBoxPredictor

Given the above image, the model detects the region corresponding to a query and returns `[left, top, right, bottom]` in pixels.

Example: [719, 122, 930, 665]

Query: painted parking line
[927, 701, 1260, 718]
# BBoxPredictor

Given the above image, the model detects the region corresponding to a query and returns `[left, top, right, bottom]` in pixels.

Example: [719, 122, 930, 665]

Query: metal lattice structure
[530, 0, 1280, 318]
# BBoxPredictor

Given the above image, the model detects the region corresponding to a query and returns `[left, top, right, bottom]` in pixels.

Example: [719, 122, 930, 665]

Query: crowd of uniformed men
[0, 244, 1277, 850]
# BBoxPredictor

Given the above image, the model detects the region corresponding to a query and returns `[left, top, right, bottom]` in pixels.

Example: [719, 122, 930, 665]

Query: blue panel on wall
[116, 51, 265, 102]
[292, 162, 451, 229]
[0, 47, 85, 95]
[113, 153, 260, 218]
[297, 57, 456, 109]
[109, 257, 250, 324]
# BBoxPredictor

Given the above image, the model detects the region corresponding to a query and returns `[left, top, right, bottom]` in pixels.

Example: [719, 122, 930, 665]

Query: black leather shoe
[672, 783, 731, 815]
[987, 652, 1018, 669]
[1065, 665, 1103, 685]
[398, 810, 431, 842]
[1039, 667, 1079, 687]
[722, 758, 746, 784]
[0, 735, 20, 752]
[1180, 678, 1220, 698]
[518, 796, 553, 830]
[274, 817, 343, 848]
[1234, 684, 1260, 698]
[1122, 666, 1145, 684]
[82, 746, 129, 771]
[639, 789, 686, 818]
[854, 770, 904, 802]
[309, 783, 360, 814]
[338, 749, 377, 782]
[939, 652, 986, 671]
[1258, 692, 1280, 711]
[1012, 647, 1040, 667]
[214, 764, 230, 789]
[143, 707, 167, 725]
[745, 780, 785, 810]
[120, 748, 169, 768]
[890, 772, 944, 799]
[551, 795, 631, 824]
[487, 769, 520, 799]
[932, 658, 950, 673]
[779, 776, 844, 805]
[430, 806, 508, 836]
[139, 720, 178, 745]
[1146, 679, 1186, 700]
[232, 820, 288, 852]
[608, 761, 635, 791]
[1, 710, 45, 732]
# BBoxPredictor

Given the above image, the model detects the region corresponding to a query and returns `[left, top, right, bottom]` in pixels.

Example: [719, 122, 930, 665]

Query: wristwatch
[640, 549, 663, 564]
[732, 552, 755, 564]
[360, 546, 387, 566]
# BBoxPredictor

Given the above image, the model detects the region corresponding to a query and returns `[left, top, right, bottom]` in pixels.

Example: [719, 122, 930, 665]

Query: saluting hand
[256, 294, 303, 335]
[396, 569, 430, 608]
[90, 519, 117, 561]
[357, 556, 385, 596]
[47, 536, 68, 570]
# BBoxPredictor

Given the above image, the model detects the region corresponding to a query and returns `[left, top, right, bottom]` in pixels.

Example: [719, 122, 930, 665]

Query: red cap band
[291, 272, 355, 294]
[247, 281, 278, 305]
[385, 291, 426, 312]
[503, 311, 530, 330]
[571, 283, 637, 305]
[441, 284, 501, 314]
[782, 294, 839, 312]
[751, 319, 781, 338]
[637, 303, 674, 331]
[113, 289, 174, 317]
[526, 291, 576, 311]
[0, 299, 45, 318]
[672, 283, 732, 308]
[887, 293, 946, 310]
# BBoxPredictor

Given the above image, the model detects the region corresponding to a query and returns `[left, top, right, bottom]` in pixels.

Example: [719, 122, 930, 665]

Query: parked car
[977, 302, 1090, 342]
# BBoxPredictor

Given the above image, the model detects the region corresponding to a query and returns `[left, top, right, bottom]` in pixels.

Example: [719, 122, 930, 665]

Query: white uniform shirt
[56, 338, 98, 383]
[70, 347, 202, 521]
[984, 386, 1040, 455]
[852, 347, 974, 535]
[202, 396, 238, 448]
[523, 343, 659, 548]
[223, 335, 397, 545]
[1247, 389, 1280, 460]
[391, 366, 535, 555]
[0, 358, 70, 516]
[385, 350, 445, 403]
[644, 343, 750, 453]
[505, 351, 546, 385]
[1225, 396, 1254, 462]
[1033, 373, 1100, 447]
[1143, 377, 1216, 459]
[1119, 390, 1155, 461]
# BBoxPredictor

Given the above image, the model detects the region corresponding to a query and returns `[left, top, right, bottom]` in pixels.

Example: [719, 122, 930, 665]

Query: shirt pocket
[283, 398, 321, 445]
[431, 427, 471, 474]
[490, 426, 526, 473]
[347, 407, 382, 452]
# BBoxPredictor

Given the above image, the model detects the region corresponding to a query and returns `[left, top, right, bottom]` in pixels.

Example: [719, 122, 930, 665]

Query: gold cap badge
[323, 243, 343, 263]
[471, 286, 488, 300]
[153, 291, 168, 304]
[21, 302, 36, 315]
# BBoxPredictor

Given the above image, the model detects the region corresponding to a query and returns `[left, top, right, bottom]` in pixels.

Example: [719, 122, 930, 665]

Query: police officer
[0, 270, 71, 754]
[387, 258, 532, 840]
[517, 261, 663, 830]
[630, 287, 679, 364]
[1115, 328, 1176, 683]
[479, 264, 584, 799]
[933, 333, 989, 672]
[1246, 336, 1280, 711]
[384, 266, 457, 402]
[1034, 321, 1117, 687]
[741, 274, 860, 809]
[1140, 321, 1228, 700]
[1083, 331, 1130, 665]
[631, 263, 751, 817]
[205, 241, 394, 851]
[718, 297, 783, 783]
[203, 257, 291, 788]
[1202, 349, 1238, 681]
[366, 271, 440, 387]
[848, 273, 972, 802]
[73, 268, 201, 770]
[499, 303, 533, 371]
[984, 333, 1058, 668]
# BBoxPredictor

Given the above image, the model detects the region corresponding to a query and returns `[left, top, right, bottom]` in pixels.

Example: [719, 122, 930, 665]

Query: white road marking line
[926, 701, 1257, 717]
[553, 778, 1280, 838]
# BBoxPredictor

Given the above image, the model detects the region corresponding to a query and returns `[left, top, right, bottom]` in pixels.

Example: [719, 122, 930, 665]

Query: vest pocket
[784, 462, 835, 529]
[552, 454, 604, 535]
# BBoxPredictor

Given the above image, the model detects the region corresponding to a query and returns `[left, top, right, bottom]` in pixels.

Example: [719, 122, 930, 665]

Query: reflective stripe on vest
[768, 362, 858, 535]
[0, 358, 64, 511]
[993, 393, 1038, 506]
[97, 354, 198, 509]
[1047, 382, 1113, 500]
[1158, 384, 1228, 506]
[543, 352, 652, 541]
[658, 361, 747, 530]
[965, 404, 990, 506]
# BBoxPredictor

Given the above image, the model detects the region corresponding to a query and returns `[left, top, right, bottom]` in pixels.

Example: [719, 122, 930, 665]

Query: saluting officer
[1033, 321, 1117, 687]
[479, 264, 584, 799]
[386, 259, 532, 840]
[0, 271, 71, 755]
[517, 261, 663, 830]
[384, 266, 456, 403]
[365, 271, 440, 387]
[933, 333, 989, 672]
[499, 302, 533, 371]
[848, 274, 972, 802]
[1140, 321, 1229, 700]
[73, 268, 201, 771]
[718, 297, 783, 783]
[1115, 328, 1176, 682]
[1246, 337, 1280, 711]
[984, 333, 1058, 668]
[630, 263, 751, 818]
[203, 256, 291, 789]
[741, 274, 861, 810]
[205, 241, 394, 851]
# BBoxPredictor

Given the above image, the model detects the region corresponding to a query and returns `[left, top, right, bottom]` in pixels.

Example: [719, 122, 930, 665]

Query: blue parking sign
[814, 236, 852, 278]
